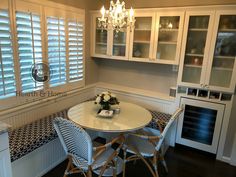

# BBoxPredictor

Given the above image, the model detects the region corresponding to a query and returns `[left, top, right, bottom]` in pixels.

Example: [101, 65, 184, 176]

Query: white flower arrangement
[95, 91, 119, 110]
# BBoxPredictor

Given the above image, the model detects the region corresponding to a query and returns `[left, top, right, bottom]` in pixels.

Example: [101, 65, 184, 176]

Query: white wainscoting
[11, 138, 66, 177]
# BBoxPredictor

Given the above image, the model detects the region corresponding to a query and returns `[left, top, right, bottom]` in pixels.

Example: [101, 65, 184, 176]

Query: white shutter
[16, 11, 43, 93]
[0, 9, 16, 98]
[68, 20, 84, 82]
[47, 17, 66, 87]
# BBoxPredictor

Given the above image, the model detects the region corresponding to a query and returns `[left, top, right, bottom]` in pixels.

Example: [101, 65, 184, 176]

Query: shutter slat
[0, 9, 16, 98]
[16, 11, 43, 93]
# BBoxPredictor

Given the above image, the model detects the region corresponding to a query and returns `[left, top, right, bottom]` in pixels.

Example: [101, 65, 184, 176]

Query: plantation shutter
[47, 17, 66, 87]
[68, 20, 84, 82]
[0, 9, 16, 98]
[16, 11, 43, 93]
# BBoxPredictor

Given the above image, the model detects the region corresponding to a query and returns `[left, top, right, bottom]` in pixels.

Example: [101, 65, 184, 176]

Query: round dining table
[68, 101, 152, 133]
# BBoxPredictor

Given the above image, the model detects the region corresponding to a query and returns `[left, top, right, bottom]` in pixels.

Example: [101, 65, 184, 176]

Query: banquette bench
[8, 103, 171, 177]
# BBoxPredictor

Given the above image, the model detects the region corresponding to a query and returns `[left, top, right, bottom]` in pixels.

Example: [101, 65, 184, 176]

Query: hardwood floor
[43, 145, 236, 177]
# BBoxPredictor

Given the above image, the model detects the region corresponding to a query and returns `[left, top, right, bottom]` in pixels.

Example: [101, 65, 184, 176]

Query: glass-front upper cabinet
[111, 27, 130, 59]
[205, 11, 236, 92]
[178, 11, 215, 88]
[91, 13, 129, 60]
[129, 12, 155, 61]
[91, 15, 109, 57]
[153, 12, 184, 64]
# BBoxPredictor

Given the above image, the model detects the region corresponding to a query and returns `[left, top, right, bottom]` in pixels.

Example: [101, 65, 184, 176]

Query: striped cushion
[147, 110, 172, 131]
[9, 109, 69, 162]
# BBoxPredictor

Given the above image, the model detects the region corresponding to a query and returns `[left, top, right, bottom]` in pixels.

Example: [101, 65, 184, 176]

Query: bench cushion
[147, 111, 172, 131]
[9, 109, 68, 162]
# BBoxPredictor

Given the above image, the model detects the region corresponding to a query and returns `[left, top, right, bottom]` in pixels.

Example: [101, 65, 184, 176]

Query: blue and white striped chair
[53, 117, 124, 177]
[122, 108, 183, 177]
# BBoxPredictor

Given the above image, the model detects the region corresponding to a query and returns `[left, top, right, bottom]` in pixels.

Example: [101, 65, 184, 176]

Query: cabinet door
[129, 12, 155, 61]
[91, 14, 110, 57]
[110, 27, 130, 60]
[153, 11, 184, 64]
[176, 98, 225, 154]
[178, 11, 215, 88]
[205, 11, 236, 93]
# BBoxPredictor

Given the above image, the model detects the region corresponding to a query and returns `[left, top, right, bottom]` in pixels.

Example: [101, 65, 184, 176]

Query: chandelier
[98, 0, 135, 33]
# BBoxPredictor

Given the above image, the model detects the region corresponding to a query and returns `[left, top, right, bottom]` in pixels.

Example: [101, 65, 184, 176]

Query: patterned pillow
[147, 110, 172, 132]
[9, 109, 69, 162]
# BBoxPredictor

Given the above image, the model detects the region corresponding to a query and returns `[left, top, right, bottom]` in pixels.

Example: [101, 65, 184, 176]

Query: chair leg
[87, 166, 92, 177]
[64, 156, 72, 177]
[113, 158, 117, 177]
[153, 152, 159, 177]
[160, 154, 168, 173]
[122, 149, 127, 177]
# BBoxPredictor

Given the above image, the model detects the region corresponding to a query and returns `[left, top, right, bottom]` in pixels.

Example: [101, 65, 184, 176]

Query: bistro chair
[122, 108, 183, 177]
[53, 117, 124, 177]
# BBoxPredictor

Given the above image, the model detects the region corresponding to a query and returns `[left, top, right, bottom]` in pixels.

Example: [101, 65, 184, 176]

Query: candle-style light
[98, 0, 135, 33]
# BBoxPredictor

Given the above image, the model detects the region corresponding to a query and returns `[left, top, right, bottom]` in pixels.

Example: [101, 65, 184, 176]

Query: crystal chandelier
[98, 0, 135, 33]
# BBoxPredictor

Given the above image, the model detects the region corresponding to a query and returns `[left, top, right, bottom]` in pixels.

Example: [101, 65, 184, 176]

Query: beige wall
[97, 59, 177, 95]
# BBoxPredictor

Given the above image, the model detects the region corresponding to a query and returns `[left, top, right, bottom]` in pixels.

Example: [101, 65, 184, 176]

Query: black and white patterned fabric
[147, 110, 172, 132]
[9, 109, 69, 162]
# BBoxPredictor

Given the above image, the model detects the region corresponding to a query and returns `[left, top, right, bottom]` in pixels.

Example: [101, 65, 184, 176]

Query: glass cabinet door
[131, 15, 154, 59]
[112, 30, 127, 57]
[154, 13, 184, 64]
[180, 14, 213, 85]
[208, 14, 236, 90]
[95, 17, 108, 55]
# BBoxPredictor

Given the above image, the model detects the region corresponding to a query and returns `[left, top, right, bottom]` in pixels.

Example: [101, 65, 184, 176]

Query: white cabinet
[205, 10, 236, 92]
[0, 132, 12, 177]
[129, 11, 156, 62]
[91, 10, 185, 65]
[178, 10, 236, 93]
[91, 13, 130, 60]
[152, 11, 184, 64]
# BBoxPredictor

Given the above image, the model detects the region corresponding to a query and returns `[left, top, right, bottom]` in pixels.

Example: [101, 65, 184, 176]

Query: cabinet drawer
[0, 133, 9, 151]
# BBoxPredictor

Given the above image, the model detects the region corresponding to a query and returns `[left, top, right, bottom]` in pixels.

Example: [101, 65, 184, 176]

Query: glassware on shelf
[113, 30, 126, 57]
[156, 16, 180, 61]
[132, 17, 152, 58]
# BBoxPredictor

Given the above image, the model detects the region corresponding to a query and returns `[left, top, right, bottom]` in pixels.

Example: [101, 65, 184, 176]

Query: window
[47, 16, 66, 87]
[16, 11, 43, 93]
[68, 20, 84, 82]
[0, 9, 16, 98]
[0, 0, 85, 102]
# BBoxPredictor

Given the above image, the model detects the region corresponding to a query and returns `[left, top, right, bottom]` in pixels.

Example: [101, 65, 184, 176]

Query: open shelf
[186, 53, 204, 57]
[184, 64, 202, 68]
[214, 56, 236, 60]
[113, 43, 126, 46]
[189, 28, 208, 32]
[218, 29, 236, 32]
[159, 29, 179, 32]
[96, 42, 107, 45]
[133, 40, 150, 44]
[134, 29, 151, 31]
[158, 41, 177, 45]
[212, 67, 233, 71]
